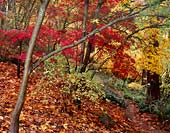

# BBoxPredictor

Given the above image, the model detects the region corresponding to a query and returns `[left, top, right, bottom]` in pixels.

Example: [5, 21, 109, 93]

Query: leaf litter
[0, 62, 169, 132]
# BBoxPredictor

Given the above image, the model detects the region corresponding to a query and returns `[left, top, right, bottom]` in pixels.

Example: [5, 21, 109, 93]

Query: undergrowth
[35, 56, 170, 121]
[111, 78, 170, 120]
[35, 55, 105, 102]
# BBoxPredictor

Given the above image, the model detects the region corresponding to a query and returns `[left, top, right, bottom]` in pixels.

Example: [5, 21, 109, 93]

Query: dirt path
[95, 73, 169, 133]
[125, 99, 166, 133]
[115, 89, 166, 133]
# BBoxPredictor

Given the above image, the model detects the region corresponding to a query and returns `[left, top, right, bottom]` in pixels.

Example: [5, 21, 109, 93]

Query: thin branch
[91, 24, 170, 79]
[140, 14, 170, 19]
[126, 23, 170, 40]
[31, 6, 148, 72]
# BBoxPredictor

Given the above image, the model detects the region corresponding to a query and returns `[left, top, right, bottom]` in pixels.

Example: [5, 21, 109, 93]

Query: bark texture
[9, 0, 50, 132]
[80, 0, 89, 65]
[147, 71, 160, 103]
[80, 0, 104, 72]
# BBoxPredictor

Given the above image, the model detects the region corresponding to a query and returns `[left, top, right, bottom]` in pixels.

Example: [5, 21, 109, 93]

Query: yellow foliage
[91, 19, 99, 24]
[128, 82, 143, 90]
[121, 0, 131, 5]
[20, 112, 25, 121]
[135, 28, 170, 75]
[103, 59, 113, 73]
[111, 4, 124, 13]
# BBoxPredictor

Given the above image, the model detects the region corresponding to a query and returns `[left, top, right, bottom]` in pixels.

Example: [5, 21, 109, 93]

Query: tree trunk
[80, 0, 104, 72]
[146, 40, 161, 103]
[80, 42, 93, 72]
[147, 71, 160, 103]
[80, 0, 89, 66]
[17, 43, 22, 78]
[9, 0, 49, 132]
[142, 69, 147, 85]
[142, 38, 161, 104]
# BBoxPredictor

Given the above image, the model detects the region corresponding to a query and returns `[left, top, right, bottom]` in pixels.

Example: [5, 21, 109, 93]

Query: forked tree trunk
[9, 0, 50, 132]
[80, 0, 104, 72]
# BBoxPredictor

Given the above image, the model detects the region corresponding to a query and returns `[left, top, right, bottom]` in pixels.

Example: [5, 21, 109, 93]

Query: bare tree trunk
[7, 0, 16, 11]
[9, 0, 50, 132]
[147, 71, 160, 103]
[0, 1, 6, 29]
[142, 69, 147, 85]
[17, 43, 22, 78]
[80, 0, 89, 66]
[0, 17, 4, 29]
[80, 0, 104, 72]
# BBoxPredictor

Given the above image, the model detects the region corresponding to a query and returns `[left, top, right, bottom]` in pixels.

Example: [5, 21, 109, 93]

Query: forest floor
[0, 62, 169, 132]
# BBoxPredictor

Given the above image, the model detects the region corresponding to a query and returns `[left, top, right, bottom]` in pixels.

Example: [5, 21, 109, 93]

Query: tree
[133, 0, 170, 102]
[0, 0, 42, 78]
[136, 28, 170, 102]
[9, 0, 50, 132]
[80, 0, 105, 72]
[6, 0, 170, 131]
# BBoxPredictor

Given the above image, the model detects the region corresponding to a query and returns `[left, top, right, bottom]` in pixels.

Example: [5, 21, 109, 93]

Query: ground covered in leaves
[0, 62, 169, 132]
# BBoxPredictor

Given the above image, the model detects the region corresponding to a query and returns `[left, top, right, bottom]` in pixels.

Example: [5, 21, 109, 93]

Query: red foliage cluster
[112, 51, 140, 80]
[0, 26, 66, 61]
[0, 0, 6, 5]
[0, 0, 138, 79]
[36, 26, 65, 47]
[0, 22, 139, 79]
[96, 26, 125, 48]
[0, 29, 30, 45]
[60, 29, 82, 59]
[0, 26, 66, 45]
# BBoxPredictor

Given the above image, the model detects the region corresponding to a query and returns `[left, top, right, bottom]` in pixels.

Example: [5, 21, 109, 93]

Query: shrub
[62, 72, 105, 101]
[153, 100, 170, 120]
[105, 94, 126, 107]
[127, 82, 143, 90]
[98, 112, 115, 129]
[161, 69, 170, 99]
[139, 99, 170, 120]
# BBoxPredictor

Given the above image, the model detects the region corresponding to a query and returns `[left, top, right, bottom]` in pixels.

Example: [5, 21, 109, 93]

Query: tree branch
[126, 23, 170, 40]
[31, 9, 143, 72]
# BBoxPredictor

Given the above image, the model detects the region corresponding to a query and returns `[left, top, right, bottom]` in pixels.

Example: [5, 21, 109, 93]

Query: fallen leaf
[63, 123, 68, 129]
[0, 116, 4, 120]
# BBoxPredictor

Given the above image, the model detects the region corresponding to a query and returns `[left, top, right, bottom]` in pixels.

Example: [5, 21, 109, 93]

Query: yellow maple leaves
[136, 28, 170, 75]
[91, 19, 100, 24]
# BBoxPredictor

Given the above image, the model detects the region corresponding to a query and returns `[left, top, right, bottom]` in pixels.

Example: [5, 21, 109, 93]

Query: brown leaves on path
[0, 62, 169, 132]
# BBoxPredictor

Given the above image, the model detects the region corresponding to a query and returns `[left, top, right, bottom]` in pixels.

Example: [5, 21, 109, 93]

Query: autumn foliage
[1, 0, 170, 132]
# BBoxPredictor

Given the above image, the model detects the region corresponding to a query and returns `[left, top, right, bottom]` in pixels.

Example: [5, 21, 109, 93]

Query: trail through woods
[0, 62, 169, 132]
